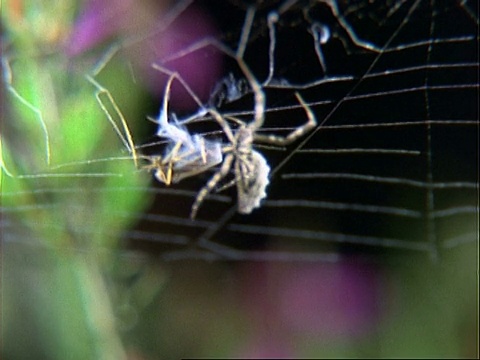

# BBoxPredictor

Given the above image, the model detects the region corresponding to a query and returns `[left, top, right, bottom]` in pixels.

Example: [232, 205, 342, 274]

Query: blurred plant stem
[70, 252, 128, 360]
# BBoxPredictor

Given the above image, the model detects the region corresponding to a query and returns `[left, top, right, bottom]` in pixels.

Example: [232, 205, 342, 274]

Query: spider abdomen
[237, 150, 270, 214]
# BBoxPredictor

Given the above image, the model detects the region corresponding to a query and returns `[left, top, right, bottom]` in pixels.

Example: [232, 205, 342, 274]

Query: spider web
[1, 0, 478, 264]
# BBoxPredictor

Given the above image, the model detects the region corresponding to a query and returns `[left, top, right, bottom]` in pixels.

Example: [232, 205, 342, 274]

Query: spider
[189, 91, 316, 219]
[88, 7, 317, 219]
[136, 60, 316, 219]
[149, 7, 318, 219]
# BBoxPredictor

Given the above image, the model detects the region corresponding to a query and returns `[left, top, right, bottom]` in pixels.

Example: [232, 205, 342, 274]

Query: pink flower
[66, 0, 222, 111]
[133, 5, 222, 110]
[235, 257, 386, 356]
[65, 0, 134, 57]
[276, 260, 383, 337]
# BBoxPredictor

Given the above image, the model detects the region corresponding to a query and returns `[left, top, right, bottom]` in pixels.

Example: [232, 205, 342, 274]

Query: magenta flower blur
[134, 5, 223, 110]
[235, 258, 386, 357]
[66, 0, 223, 111]
[65, 0, 133, 57]
[276, 260, 383, 337]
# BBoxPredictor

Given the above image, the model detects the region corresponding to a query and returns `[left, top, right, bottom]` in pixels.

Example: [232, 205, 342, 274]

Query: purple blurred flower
[65, 0, 133, 57]
[235, 258, 386, 356]
[66, 0, 222, 111]
[135, 5, 223, 110]
[237, 338, 294, 359]
[276, 260, 383, 337]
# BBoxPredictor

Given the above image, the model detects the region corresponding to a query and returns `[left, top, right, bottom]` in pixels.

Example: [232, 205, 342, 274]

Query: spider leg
[154, 72, 191, 144]
[236, 154, 256, 190]
[234, 7, 266, 132]
[198, 137, 207, 164]
[190, 153, 234, 219]
[86, 75, 139, 169]
[163, 140, 183, 185]
[141, 139, 182, 185]
[141, 155, 166, 184]
[224, 115, 247, 127]
[214, 178, 236, 193]
[253, 92, 316, 146]
[151, 63, 206, 112]
[208, 109, 236, 144]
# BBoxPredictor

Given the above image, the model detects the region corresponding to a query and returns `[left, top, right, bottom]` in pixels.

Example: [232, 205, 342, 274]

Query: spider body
[189, 91, 315, 219]
[189, 120, 271, 219]
[236, 149, 270, 214]
[230, 127, 270, 214]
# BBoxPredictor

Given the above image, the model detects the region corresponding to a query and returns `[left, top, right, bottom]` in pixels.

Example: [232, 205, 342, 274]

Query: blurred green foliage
[2, 1, 156, 359]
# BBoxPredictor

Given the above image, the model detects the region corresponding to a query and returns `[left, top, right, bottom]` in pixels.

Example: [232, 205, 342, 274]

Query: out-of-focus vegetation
[2, 1, 154, 359]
